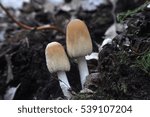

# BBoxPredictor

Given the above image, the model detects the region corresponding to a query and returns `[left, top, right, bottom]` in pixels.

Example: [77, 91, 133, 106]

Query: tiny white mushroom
[45, 42, 72, 99]
[66, 19, 93, 89]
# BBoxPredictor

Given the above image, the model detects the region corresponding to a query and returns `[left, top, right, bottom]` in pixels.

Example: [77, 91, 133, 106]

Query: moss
[117, 1, 149, 22]
[136, 51, 150, 75]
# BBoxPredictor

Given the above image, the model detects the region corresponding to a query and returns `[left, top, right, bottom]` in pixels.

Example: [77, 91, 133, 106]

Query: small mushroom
[66, 19, 93, 89]
[45, 42, 72, 99]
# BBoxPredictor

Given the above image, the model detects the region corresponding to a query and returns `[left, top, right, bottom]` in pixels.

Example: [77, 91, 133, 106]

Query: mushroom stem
[77, 56, 89, 89]
[57, 71, 72, 99]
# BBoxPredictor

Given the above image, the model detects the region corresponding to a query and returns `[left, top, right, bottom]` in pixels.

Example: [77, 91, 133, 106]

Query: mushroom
[45, 42, 72, 99]
[66, 19, 93, 89]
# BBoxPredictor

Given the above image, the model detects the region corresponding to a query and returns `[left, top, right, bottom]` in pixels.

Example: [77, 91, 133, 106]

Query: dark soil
[0, 0, 149, 100]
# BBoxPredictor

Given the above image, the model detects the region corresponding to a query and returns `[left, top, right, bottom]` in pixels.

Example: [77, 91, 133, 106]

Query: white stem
[77, 56, 89, 89]
[57, 71, 72, 99]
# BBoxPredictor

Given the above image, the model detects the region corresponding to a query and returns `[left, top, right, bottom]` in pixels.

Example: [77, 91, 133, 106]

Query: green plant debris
[136, 51, 150, 75]
[117, 1, 149, 22]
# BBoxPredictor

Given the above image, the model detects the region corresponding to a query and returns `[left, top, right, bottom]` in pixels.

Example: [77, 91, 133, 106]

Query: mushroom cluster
[45, 19, 93, 99]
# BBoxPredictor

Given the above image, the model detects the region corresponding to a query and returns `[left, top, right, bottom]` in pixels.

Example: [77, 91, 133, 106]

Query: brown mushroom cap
[45, 42, 70, 73]
[66, 19, 93, 58]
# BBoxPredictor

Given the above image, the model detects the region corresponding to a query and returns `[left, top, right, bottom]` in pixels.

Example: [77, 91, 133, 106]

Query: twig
[0, 2, 65, 34]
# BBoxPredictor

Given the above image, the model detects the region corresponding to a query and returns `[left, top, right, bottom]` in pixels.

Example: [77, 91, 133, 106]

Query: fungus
[66, 19, 93, 89]
[45, 42, 72, 99]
